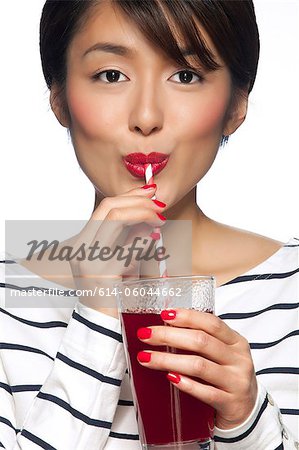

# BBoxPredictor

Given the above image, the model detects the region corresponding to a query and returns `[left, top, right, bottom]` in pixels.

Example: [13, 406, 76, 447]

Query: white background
[1, 0, 298, 250]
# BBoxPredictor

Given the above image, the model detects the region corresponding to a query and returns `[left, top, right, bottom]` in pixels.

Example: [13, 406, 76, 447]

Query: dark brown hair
[40, 0, 260, 143]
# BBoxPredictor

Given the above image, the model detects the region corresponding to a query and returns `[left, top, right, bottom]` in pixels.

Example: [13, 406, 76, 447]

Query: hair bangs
[115, 0, 221, 73]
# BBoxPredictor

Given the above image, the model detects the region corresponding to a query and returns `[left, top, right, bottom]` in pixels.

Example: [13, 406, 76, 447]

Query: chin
[156, 188, 173, 210]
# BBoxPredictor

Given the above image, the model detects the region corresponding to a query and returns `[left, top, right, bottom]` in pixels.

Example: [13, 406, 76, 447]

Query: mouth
[123, 152, 170, 178]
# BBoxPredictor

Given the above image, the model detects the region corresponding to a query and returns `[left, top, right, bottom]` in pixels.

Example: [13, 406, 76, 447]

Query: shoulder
[218, 227, 298, 275]
[213, 219, 283, 249]
[203, 221, 295, 285]
[223, 227, 284, 261]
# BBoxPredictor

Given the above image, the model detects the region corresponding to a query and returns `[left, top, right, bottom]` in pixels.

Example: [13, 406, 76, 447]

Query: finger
[166, 372, 228, 409]
[137, 326, 233, 365]
[80, 195, 163, 238]
[72, 183, 160, 248]
[83, 232, 160, 278]
[161, 309, 240, 346]
[73, 203, 165, 258]
[96, 193, 165, 220]
[137, 350, 231, 390]
[92, 185, 159, 220]
[90, 206, 165, 248]
[72, 185, 163, 253]
[118, 184, 157, 197]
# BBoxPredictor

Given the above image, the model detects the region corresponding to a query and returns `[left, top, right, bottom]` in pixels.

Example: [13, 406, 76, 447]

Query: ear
[50, 84, 70, 128]
[223, 91, 248, 137]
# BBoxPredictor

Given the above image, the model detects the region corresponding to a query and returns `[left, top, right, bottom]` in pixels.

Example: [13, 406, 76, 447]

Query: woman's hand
[137, 308, 258, 429]
[69, 184, 166, 317]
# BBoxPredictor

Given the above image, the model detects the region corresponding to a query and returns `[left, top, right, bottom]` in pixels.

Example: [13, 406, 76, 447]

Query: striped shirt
[0, 237, 298, 449]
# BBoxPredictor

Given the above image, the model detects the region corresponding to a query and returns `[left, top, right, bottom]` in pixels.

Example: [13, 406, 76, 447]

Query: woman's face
[58, 0, 244, 206]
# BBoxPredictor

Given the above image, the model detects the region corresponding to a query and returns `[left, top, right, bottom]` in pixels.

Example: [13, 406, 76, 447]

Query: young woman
[0, 0, 298, 449]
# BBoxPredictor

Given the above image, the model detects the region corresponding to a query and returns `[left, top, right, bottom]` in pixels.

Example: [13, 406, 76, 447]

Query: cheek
[164, 86, 231, 193]
[173, 88, 230, 139]
[66, 80, 120, 139]
[196, 99, 227, 135]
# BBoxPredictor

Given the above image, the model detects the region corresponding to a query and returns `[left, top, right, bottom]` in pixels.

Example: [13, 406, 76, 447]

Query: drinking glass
[116, 275, 215, 449]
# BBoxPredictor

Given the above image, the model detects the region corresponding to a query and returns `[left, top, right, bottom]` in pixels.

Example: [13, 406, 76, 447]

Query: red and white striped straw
[145, 164, 168, 278]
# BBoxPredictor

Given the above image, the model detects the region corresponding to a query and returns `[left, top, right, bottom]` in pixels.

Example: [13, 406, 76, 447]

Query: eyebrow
[82, 42, 196, 59]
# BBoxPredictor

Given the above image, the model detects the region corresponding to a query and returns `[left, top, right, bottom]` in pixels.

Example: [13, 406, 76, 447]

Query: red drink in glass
[121, 311, 215, 447]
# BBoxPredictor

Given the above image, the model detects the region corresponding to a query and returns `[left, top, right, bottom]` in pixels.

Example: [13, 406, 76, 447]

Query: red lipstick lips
[123, 152, 169, 178]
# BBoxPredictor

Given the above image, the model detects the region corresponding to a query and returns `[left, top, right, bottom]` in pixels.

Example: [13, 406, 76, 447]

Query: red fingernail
[167, 372, 181, 384]
[156, 212, 166, 221]
[152, 199, 167, 208]
[161, 309, 176, 321]
[150, 232, 161, 240]
[137, 351, 151, 363]
[137, 327, 152, 340]
[142, 184, 156, 189]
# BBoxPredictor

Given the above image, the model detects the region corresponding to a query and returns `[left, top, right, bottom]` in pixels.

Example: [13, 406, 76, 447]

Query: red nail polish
[150, 232, 161, 240]
[152, 199, 167, 208]
[137, 351, 151, 363]
[161, 309, 176, 321]
[156, 212, 166, 221]
[137, 327, 152, 340]
[166, 372, 181, 384]
[142, 184, 156, 189]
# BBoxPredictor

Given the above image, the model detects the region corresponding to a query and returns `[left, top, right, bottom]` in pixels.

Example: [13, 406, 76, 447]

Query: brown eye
[170, 69, 204, 84]
[92, 70, 128, 83]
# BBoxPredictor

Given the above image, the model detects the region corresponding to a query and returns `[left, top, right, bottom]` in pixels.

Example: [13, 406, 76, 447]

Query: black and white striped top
[0, 238, 298, 449]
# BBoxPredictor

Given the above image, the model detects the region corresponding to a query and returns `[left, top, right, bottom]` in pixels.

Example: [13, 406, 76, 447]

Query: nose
[128, 81, 163, 136]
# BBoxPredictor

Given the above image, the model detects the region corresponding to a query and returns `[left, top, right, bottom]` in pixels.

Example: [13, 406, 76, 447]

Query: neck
[164, 187, 204, 222]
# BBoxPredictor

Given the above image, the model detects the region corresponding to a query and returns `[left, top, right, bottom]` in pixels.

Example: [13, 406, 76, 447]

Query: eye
[92, 70, 128, 83]
[170, 69, 204, 84]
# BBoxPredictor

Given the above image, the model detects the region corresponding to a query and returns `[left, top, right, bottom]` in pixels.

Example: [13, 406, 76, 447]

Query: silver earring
[221, 135, 229, 146]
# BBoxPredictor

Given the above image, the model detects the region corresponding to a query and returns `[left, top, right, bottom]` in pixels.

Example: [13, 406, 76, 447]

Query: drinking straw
[145, 165, 182, 442]
[144, 164, 168, 278]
